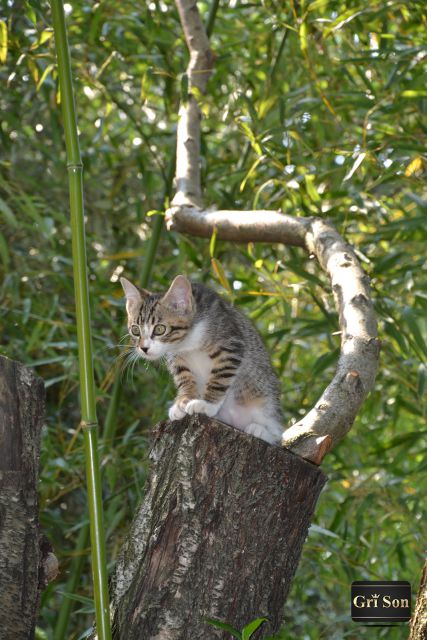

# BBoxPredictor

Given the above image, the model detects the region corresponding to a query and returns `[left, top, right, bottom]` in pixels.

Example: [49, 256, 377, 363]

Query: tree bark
[0, 355, 55, 640]
[171, 0, 214, 208]
[109, 414, 326, 639]
[409, 558, 427, 640]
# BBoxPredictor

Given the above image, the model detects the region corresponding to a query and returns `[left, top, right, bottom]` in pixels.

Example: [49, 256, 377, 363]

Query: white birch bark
[172, 0, 214, 207]
[169, 2, 379, 464]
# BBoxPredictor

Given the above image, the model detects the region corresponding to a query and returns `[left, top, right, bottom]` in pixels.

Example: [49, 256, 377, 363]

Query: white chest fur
[183, 350, 212, 395]
[172, 320, 212, 394]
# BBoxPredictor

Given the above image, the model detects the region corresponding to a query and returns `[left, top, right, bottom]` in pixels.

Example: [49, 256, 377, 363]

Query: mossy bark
[0, 356, 47, 640]
[109, 414, 326, 639]
[409, 559, 427, 640]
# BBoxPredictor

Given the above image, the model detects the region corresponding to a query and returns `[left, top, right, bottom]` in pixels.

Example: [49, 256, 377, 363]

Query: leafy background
[0, 0, 426, 638]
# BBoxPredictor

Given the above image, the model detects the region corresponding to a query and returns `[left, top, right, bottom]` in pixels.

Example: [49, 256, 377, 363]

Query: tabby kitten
[120, 275, 283, 445]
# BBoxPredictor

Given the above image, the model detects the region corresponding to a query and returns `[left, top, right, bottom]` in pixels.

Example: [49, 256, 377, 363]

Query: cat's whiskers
[101, 333, 133, 357]
[115, 347, 133, 359]
[103, 344, 131, 356]
[119, 347, 148, 387]
[130, 353, 141, 382]
[119, 349, 137, 376]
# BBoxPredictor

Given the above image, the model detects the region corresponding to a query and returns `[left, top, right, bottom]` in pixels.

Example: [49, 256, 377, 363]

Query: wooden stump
[409, 559, 427, 640]
[0, 356, 49, 640]
[110, 414, 327, 639]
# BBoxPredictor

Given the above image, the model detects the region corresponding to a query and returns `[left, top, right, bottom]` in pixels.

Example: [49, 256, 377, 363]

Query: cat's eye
[153, 324, 166, 336]
[130, 324, 140, 337]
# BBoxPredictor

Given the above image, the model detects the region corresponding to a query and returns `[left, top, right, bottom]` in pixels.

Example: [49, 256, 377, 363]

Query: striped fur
[120, 275, 283, 444]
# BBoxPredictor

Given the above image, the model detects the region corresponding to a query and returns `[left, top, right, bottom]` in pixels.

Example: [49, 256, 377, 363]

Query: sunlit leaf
[343, 152, 366, 182]
[309, 524, 340, 540]
[405, 156, 424, 177]
[36, 63, 55, 91]
[30, 29, 54, 50]
[240, 155, 265, 192]
[0, 19, 7, 64]
[401, 90, 427, 98]
[242, 617, 268, 640]
[323, 8, 365, 39]
[209, 226, 217, 258]
[305, 174, 320, 202]
[211, 258, 232, 293]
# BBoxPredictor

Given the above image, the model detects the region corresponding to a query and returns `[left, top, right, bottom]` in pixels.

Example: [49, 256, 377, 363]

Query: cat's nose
[141, 346, 149, 354]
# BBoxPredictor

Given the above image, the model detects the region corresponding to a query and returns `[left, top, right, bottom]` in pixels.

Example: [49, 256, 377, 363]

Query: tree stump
[409, 559, 427, 640]
[109, 414, 327, 639]
[0, 355, 50, 639]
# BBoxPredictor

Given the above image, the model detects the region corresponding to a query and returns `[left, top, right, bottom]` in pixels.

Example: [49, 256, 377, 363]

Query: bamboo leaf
[238, 121, 263, 155]
[30, 29, 54, 50]
[36, 63, 55, 91]
[209, 226, 217, 258]
[343, 152, 366, 182]
[299, 19, 308, 54]
[402, 309, 427, 358]
[242, 617, 268, 640]
[0, 197, 18, 227]
[0, 230, 10, 267]
[27, 57, 39, 83]
[405, 156, 424, 177]
[205, 619, 242, 639]
[323, 8, 365, 39]
[240, 155, 265, 192]
[305, 174, 320, 202]
[309, 523, 341, 539]
[257, 96, 277, 119]
[312, 349, 339, 375]
[307, 0, 329, 12]
[59, 591, 94, 606]
[401, 90, 427, 98]
[146, 209, 164, 217]
[0, 19, 8, 63]
[417, 364, 426, 400]
[211, 258, 232, 293]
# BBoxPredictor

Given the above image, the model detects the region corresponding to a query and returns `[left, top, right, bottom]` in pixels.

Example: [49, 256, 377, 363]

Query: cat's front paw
[168, 403, 186, 421]
[185, 399, 221, 418]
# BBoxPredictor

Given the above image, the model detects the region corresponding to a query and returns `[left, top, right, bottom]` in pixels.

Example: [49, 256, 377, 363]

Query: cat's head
[120, 275, 195, 360]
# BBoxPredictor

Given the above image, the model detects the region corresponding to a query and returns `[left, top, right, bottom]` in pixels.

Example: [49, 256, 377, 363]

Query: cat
[120, 275, 283, 445]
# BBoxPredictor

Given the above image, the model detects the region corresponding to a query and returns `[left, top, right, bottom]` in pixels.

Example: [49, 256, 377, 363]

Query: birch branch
[171, 2, 379, 464]
[172, 0, 214, 208]
[166, 205, 309, 245]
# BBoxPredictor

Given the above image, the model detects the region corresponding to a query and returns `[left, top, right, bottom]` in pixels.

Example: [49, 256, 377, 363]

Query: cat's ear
[161, 275, 193, 314]
[120, 277, 149, 313]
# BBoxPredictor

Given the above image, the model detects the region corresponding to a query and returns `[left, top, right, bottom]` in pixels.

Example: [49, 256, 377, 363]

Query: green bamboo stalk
[53, 0, 210, 628]
[53, 156, 175, 639]
[49, 1, 112, 639]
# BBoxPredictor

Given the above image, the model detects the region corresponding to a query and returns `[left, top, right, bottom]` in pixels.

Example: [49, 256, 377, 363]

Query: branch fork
[170, 0, 379, 464]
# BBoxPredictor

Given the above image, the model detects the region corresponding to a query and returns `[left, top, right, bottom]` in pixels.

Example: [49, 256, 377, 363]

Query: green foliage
[206, 616, 268, 639]
[0, 0, 425, 639]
